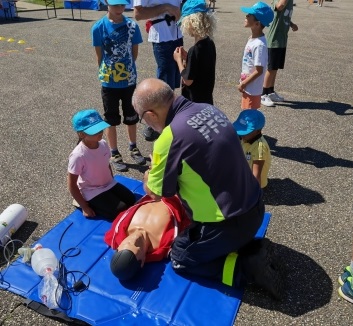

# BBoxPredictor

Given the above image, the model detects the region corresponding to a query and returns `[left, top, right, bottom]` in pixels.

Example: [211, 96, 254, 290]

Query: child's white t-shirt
[241, 35, 268, 96]
[68, 140, 116, 201]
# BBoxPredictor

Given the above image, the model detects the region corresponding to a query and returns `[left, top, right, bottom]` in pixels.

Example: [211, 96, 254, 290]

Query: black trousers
[170, 199, 265, 284]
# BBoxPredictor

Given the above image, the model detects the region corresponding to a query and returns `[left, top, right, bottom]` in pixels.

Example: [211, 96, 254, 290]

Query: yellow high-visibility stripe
[222, 252, 238, 287]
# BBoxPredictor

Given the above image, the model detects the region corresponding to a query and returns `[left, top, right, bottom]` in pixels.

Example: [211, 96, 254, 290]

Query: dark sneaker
[130, 147, 146, 165]
[241, 238, 284, 300]
[110, 153, 128, 172]
[268, 91, 284, 102]
[338, 276, 353, 303]
[143, 126, 160, 142]
[339, 266, 352, 286]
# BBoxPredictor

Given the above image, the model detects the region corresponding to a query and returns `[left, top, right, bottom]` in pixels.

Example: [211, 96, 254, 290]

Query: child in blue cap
[233, 109, 271, 188]
[91, 0, 146, 172]
[237, 2, 274, 110]
[173, 0, 216, 105]
[68, 109, 135, 221]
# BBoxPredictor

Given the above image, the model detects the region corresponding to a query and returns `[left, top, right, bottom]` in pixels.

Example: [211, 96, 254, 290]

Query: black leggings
[88, 183, 136, 221]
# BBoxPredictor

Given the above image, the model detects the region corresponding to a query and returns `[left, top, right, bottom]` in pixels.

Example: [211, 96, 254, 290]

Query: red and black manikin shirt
[104, 195, 190, 262]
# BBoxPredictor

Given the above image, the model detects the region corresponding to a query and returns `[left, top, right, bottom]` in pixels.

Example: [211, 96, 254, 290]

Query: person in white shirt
[133, 0, 184, 141]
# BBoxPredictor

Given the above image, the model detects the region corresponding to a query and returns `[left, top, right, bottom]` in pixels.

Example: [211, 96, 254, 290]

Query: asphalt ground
[0, 0, 352, 325]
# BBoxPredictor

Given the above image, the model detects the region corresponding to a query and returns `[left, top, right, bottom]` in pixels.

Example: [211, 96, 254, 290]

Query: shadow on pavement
[0, 17, 47, 23]
[57, 18, 96, 22]
[263, 178, 325, 206]
[243, 243, 333, 317]
[281, 100, 353, 116]
[266, 136, 353, 168]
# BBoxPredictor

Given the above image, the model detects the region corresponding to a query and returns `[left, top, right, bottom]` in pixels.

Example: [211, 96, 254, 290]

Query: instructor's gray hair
[132, 80, 174, 112]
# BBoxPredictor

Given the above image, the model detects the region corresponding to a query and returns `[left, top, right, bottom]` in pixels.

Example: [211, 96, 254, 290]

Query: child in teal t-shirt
[91, 0, 146, 172]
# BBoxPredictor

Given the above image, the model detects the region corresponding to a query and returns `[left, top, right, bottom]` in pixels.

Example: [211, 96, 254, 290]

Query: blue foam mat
[0, 176, 271, 326]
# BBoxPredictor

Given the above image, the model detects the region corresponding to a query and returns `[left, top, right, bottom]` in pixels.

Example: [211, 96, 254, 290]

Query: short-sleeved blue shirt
[91, 16, 142, 88]
[147, 96, 262, 222]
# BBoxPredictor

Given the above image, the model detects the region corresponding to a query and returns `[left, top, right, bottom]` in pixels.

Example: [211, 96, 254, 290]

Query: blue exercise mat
[0, 176, 271, 326]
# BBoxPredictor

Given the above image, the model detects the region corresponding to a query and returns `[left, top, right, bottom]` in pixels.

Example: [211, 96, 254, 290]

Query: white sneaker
[268, 92, 284, 102]
[261, 95, 275, 107]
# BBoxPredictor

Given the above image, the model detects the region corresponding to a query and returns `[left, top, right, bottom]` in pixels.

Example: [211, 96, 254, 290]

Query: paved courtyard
[0, 0, 352, 325]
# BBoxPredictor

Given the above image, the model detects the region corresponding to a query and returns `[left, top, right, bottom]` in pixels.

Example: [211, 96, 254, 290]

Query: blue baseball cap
[233, 109, 266, 136]
[179, 0, 208, 22]
[106, 0, 130, 5]
[240, 2, 274, 27]
[72, 109, 110, 135]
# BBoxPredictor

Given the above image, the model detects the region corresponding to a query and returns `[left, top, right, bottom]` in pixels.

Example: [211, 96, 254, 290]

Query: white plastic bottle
[0, 204, 28, 246]
[31, 244, 58, 276]
[31, 244, 62, 309]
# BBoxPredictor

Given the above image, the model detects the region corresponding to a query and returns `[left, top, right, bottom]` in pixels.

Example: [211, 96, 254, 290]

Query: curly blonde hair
[180, 11, 216, 39]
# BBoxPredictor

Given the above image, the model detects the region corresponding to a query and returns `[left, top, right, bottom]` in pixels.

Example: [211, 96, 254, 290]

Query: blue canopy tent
[63, 0, 133, 11]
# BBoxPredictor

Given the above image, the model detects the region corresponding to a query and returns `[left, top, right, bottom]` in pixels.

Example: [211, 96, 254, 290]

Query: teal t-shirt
[91, 16, 142, 88]
[267, 0, 293, 48]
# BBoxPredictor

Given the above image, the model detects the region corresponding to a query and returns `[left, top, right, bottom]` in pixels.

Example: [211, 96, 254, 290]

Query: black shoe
[143, 126, 160, 142]
[241, 238, 284, 300]
[130, 147, 146, 165]
[110, 153, 128, 172]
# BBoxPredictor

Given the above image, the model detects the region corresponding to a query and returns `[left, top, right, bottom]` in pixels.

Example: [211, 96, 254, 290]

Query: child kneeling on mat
[67, 109, 136, 221]
[233, 109, 271, 189]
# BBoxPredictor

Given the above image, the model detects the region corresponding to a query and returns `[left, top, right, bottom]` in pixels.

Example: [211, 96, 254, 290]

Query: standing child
[208, 0, 215, 12]
[233, 109, 271, 188]
[68, 109, 136, 221]
[173, 0, 216, 105]
[317, 0, 324, 7]
[238, 2, 274, 110]
[261, 0, 298, 107]
[91, 0, 146, 172]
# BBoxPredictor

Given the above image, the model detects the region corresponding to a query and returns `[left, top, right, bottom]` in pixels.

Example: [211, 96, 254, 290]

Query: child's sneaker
[261, 95, 275, 107]
[143, 126, 160, 142]
[130, 147, 146, 165]
[338, 276, 353, 304]
[268, 92, 284, 102]
[110, 153, 128, 172]
[338, 266, 352, 286]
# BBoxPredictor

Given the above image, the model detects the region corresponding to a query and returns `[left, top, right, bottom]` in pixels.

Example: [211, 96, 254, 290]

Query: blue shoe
[338, 266, 352, 286]
[338, 276, 353, 304]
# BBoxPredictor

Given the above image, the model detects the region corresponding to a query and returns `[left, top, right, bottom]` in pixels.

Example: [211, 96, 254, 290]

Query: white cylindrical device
[0, 204, 28, 246]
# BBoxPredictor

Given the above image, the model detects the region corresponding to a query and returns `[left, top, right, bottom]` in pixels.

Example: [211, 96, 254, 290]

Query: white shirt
[134, 0, 182, 43]
[241, 35, 268, 96]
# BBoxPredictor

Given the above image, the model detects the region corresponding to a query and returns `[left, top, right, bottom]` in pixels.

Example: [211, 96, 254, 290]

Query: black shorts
[268, 48, 287, 70]
[101, 85, 139, 126]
